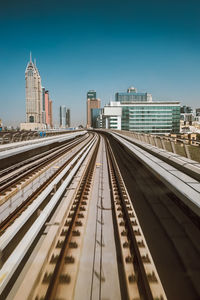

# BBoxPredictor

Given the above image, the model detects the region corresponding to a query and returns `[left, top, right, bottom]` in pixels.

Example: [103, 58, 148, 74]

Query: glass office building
[59, 105, 66, 128]
[115, 86, 152, 103]
[101, 87, 181, 134]
[91, 108, 102, 128]
[121, 103, 180, 134]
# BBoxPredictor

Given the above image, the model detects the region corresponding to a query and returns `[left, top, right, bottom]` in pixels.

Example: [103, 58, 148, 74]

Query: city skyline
[0, 0, 200, 127]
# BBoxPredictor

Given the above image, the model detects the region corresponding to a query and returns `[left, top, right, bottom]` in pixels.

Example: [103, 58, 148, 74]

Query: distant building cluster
[87, 87, 181, 134]
[180, 106, 200, 133]
[20, 53, 53, 131]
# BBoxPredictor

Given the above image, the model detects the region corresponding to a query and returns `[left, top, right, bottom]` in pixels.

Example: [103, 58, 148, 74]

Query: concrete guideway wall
[0, 131, 87, 170]
[110, 132, 200, 218]
[111, 130, 200, 181]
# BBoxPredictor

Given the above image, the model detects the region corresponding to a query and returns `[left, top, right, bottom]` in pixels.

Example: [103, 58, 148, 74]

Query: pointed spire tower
[25, 53, 42, 125]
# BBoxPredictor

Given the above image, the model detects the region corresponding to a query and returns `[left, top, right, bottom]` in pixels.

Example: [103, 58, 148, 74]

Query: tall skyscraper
[66, 109, 71, 127]
[86, 90, 100, 128]
[45, 90, 50, 126]
[49, 100, 53, 128]
[25, 53, 42, 124]
[60, 105, 67, 128]
[21, 54, 52, 130]
[42, 87, 46, 124]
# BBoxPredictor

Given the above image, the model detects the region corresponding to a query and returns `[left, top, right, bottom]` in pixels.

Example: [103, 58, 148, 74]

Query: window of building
[29, 116, 34, 123]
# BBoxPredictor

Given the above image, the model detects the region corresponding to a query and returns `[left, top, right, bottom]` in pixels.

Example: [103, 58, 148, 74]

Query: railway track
[2, 135, 166, 300]
[0, 134, 88, 195]
[0, 134, 98, 299]
[0, 133, 92, 230]
[0, 132, 199, 299]
[0, 134, 95, 250]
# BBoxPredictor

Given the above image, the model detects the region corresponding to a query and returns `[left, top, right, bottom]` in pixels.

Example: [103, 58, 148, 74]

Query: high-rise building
[25, 53, 42, 124]
[41, 87, 46, 124]
[87, 90, 101, 128]
[60, 105, 67, 128]
[49, 100, 53, 128]
[91, 108, 102, 128]
[45, 91, 50, 126]
[21, 54, 53, 131]
[43, 90, 53, 128]
[66, 109, 71, 127]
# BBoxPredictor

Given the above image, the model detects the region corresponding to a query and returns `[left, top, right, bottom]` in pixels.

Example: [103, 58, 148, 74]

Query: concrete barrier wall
[113, 130, 200, 163]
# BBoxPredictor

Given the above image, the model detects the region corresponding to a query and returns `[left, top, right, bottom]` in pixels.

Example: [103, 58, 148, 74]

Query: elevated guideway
[0, 131, 87, 170]
[0, 130, 200, 300]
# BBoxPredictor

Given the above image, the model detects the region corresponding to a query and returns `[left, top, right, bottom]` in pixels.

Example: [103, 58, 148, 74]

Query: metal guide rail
[106, 138, 167, 300]
[0, 135, 98, 299]
[22, 135, 100, 300]
[0, 134, 93, 232]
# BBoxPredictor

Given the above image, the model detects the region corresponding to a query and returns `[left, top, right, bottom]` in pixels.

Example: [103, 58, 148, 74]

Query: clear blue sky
[0, 0, 200, 127]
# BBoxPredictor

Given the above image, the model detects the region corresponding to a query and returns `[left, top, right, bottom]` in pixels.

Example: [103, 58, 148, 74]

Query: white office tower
[25, 53, 42, 124]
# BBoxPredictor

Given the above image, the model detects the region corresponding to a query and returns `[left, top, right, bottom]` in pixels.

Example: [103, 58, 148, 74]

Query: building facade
[49, 100, 53, 128]
[25, 54, 42, 124]
[87, 90, 96, 100]
[91, 108, 102, 128]
[196, 108, 200, 116]
[86, 90, 101, 128]
[102, 103, 122, 130]
[60, 105, 66, 128]
[100, 87, 180, 134]
[66, 109, 71, 127]
[21, 54, 53, 130]
[121, 102, 180, 133]
[115, 86, 152, 103]
[41, 87, 46, 124]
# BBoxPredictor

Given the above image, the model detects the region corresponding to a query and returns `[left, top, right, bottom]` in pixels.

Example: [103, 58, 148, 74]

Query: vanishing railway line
[0, 133, 89, 194]
[0, 131, 200, 300]
[0, 133, 92, 234]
